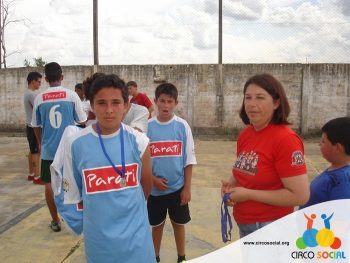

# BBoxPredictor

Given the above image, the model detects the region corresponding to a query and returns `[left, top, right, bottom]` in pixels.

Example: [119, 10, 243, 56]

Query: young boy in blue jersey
[61, 74, 155, 263]
[147, 83, 197, 263]
[31, 62, 86, 232]
[300, 117, 350, 208]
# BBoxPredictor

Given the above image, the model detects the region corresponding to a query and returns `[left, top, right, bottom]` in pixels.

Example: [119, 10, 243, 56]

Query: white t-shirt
[23, 89, 38, 126]
[82, 99, 91, 116]
[123, 103, 149, 133]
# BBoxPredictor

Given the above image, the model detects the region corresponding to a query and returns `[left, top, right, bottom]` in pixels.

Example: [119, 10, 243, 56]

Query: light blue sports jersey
[50, 125, 83, 236]
[63, 124, 155, 263]
[55, 187, 83, 235]
[31, 86, 86, 160]
[147, 115, 197, 196]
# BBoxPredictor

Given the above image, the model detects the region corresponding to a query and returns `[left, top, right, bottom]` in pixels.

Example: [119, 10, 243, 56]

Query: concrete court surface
[0, 135, 328, 263]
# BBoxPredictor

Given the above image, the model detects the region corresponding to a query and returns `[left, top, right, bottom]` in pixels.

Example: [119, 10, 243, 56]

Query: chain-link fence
[4, 0, 350, 66]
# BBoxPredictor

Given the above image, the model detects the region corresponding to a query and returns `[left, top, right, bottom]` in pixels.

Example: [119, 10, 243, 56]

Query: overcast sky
[4, 0, 350, 67]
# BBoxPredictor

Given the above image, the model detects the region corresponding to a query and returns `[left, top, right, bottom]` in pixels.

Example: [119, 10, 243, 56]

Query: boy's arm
[140, 145, 153, 199]
[180, 121, 196, 205]
[147, 105, 154, 116]
[180, 164, 192, 206]
[143, 94, 154, 117]
[72, 92, 88, 124]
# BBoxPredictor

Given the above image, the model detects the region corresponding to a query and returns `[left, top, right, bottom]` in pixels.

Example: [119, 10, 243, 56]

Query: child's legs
[45, 183, 60, 222]
[171, 221, 185, 256]
[147, 194, 168, 257]
[168, 188, 191, 256]
[27, 153, 31, 174]
[30, 153, 40, 176]
[41, 160, 60, 223]
[152, 223, 165, 257]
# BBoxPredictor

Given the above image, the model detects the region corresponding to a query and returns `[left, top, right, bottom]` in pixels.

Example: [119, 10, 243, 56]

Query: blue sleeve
[300, 175, 329, 209]
[329, 177, 350, 200]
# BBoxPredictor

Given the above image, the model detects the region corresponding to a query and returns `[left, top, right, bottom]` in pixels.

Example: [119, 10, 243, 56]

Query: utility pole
[218, 0, 222, 65]
[217, 0, 223, 128]
[0, 0, 2, 68]
[93, 0, 99, 66]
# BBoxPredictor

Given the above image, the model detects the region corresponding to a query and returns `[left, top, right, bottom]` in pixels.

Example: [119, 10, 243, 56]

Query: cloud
[334, 0, 350, 16]
[203, 1, 217, 15]
[223, 0, 266, 21]
[49, 0, 90, 15]
[168, 5, 217, 49]
[4, 0, 350, 67]
[219, 0, 350, 63]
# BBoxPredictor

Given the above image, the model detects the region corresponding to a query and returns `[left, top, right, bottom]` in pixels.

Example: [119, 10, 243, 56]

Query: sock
[177, 255, 186, 262]
[156, 256, 160, 262]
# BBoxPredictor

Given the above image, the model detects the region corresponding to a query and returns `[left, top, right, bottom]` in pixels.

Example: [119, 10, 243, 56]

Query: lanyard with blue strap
[221, 192, 233, 243]
[96, 122, 126, 187]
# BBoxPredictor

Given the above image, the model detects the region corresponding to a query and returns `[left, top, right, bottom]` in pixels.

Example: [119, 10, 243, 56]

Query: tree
[33, 56, 45, 67]
[0, 0, 28, 68]
[23, 58, 31, 67]
[23, 57, 46, 67]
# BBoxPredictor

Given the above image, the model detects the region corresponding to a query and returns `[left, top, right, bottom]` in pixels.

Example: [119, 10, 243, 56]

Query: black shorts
[41, 159, 53, 183]
[26, 126, 39, 154]
[147, 187, 191, 226]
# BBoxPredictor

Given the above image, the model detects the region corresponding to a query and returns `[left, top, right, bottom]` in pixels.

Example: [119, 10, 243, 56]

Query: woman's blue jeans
[238, 221, 273, 238]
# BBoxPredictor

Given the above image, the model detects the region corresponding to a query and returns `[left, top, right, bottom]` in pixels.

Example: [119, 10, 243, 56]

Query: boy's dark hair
[83, 72, 106, 101]
[26, 71, 42, 84]
[90, 74, 128, 103]
[155, 83, 178, 101]
[126, 81, 137, 87]
[75, 83, 83, 90]
[239, 73, 291, 125]
[44, 62, 62, 83]
[322, 117, 350, 155]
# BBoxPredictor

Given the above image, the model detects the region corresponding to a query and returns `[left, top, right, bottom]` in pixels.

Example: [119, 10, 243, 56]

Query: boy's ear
[60, 74, 64, 81]
[335, 143, 345, 153]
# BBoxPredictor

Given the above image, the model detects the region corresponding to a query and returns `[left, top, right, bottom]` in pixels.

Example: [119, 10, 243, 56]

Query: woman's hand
[221, 178, 236, 206]
[221, 180, 232, 196]
[226, 174, 310, 207]
[229, 187, 251, 203]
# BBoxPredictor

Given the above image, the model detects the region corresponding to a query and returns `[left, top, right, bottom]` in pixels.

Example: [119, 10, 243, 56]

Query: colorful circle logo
[296, 213, 341, 250]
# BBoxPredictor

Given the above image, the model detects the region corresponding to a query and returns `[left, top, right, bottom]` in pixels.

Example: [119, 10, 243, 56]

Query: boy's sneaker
[33, 176, 45, 185]
[27, 174, 35, 181]
[156, 256, 160, 263]
[49, 221, 61, 232]
[177, 255, 186, 263]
